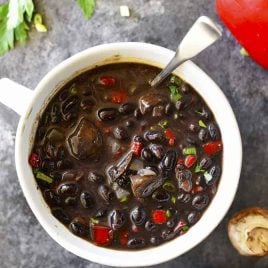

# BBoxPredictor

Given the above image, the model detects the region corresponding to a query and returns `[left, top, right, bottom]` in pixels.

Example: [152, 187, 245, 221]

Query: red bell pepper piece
[152, 210, 167, 224]
[165, 128, 176, 146]
[131, 142, 143, 157]
[29, 153, 41, 168]
[184, 155, 197, 168]
[91, 225, 113, 245]
[99, 76, 116, 86]
[203, 141, 223, 155]
[216, 0, 268, 69]
[111, 90, 127, 104]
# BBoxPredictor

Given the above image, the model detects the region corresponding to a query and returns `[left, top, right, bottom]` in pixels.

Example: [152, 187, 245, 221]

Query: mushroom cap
[228, 207, 268, 257]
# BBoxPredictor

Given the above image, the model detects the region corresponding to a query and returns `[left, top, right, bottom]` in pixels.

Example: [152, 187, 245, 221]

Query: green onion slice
[36, 171, 53, 183]
[183, 147, 197, 155]
[198, 120, 207, 128]
[163, 181, 176, 192]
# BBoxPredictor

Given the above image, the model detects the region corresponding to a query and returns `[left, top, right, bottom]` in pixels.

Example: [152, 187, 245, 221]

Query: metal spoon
[150, 16, 222, 87]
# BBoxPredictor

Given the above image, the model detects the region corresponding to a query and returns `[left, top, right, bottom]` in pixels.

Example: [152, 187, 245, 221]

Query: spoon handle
[150, 53, 186, 87]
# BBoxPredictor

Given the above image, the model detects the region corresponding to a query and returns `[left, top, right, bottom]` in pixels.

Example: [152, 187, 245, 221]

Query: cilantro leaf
[169, 84, 182, 102]
[77, 0, 96, 19]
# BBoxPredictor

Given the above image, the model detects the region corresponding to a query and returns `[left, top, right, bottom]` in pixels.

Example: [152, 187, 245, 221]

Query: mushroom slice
[228, 207, 268, 257]
[107, 151, 133, 182]
[130, 174, 164, 198]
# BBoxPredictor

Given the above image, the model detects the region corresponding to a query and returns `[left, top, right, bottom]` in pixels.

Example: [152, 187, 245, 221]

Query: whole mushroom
[228, 207, 268, 257]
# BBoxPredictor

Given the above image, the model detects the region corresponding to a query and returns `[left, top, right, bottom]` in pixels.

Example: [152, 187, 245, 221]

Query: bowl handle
[0, 78, 33, 116]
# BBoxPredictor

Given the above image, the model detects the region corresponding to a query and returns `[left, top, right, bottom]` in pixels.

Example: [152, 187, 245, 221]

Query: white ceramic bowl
[0, 43, 242, 267]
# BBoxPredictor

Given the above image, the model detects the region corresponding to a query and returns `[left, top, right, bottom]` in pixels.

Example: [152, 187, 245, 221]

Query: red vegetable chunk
[184, 155, 197, 168]
[131, 142, 143, 157]
[203, 141, 223, 155]
[99, 76, 116, 86]
[152, 210, 167, 224]
[111, 90, 127, 104]
[216, 0, 268, 69]
[29, 153, 41, 168]
[91, 225, 113, 245]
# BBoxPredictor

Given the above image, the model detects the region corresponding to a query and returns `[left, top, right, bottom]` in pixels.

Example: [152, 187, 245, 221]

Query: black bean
[127, 238, 145, 249]
[134, 108, 142, 119]
[145, 220, 157, 232]
[167, 218, 175, 228]
[176, 170, 193, 193]
[141, 148, 154, 161]
[177, 191, 191, 203]
[192, 194, 209, 210]
[95, 208, 108, 218]
[51, 208, 70, 224]
[152, 189, 170, 202]
[208, 123, 220, 141]
[181, 83, 191, 93]
[80, 97, 95, 110]
[149, 144, 164, 160]
[57, 182, 79, 197]
[109, 209, 126, 230]
[98, 108, 117, 121]
[80, 192, 95, 209]
[165, 103, 173, 115]
[69, 219, 88, 236]
[43, 189, 61, 206]
[41, 159, 55, 172]
[200, 157, 212, 169]
[187, 211, 201, 225]
[198, 106, 211, 120]
[189, 123, 199, 133]
[118, 102, 136, 115]
[159, 150, 177, 176]
[88, 171, 104, 184]
[61, 95, 79, 115]
[175, 100, 185, 111]
[64, 196, 78, 206]
[130, 206, 146, 226]
[198, 128, 209, 142]
[98, 185, 114, 203]
[133, 135, 144, 143]
[144, 130, 164, 143]
[117, 173, 131, 188]
[161, 229, 176, 240]
[206, 165, 221, 185]
[150, 236, 162, 246]
[113, 126, 128, 140]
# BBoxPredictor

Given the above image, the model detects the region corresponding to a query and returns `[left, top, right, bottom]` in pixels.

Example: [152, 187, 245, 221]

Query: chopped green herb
[169, 84, 182, 102]
[166, 210, 172, 218]
[69, 84, 77, 95]
[183, 147, 197, 155]
[182, 225, 189, 231]
[198, 120, 207, 128]
[170, 75, 182, 86]
[119, 196, 129, 203]
[158, 120, 169, 129]
[163, 181, 176, 192]
[36, 171, 53, 183]
[90, 217, 99, 224]
[204, 171, 213, 184]
[194, 164, 205, 173]
[76, 0, 96, 19]
[240, 47, 249, 57]
[171, 195, 176, 204]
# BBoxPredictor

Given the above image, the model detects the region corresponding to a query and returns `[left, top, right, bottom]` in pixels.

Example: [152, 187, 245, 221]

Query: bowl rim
[15, 42, 242, 267]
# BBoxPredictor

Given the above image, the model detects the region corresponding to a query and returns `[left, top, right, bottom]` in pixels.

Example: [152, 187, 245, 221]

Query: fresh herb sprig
[77, 0, 96, 19]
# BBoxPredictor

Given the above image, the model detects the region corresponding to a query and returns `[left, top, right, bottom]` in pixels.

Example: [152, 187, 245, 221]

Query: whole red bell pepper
[216, 0, 268, 69]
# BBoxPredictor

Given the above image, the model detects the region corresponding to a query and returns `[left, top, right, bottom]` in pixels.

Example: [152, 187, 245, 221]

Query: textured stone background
[0, 0, 267, 267]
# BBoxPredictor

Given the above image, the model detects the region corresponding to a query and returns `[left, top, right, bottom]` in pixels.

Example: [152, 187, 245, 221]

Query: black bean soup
[29, 63, 223, 249]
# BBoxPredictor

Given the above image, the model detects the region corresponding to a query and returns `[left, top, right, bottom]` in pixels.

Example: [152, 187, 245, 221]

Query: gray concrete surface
[0, 0, 267, 267]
